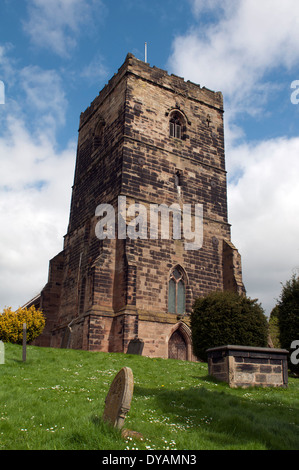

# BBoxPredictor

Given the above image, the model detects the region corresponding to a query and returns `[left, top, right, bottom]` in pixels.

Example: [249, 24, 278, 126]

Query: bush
[191, 290, 268, 361]
[268, 305, 281, 348]
[277, 274, 299, 375]
[0, 306, 45, 344]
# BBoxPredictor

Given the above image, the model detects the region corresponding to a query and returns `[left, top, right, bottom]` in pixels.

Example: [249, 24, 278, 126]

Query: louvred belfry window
[168, 267, 186, 314]
[169, 111, 184, 139]
[170, 117, 181, 139]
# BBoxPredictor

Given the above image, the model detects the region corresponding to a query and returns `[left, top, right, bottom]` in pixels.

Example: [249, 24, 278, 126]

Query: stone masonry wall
[120, 54, 237, 316]
[35, 53, 245, 356]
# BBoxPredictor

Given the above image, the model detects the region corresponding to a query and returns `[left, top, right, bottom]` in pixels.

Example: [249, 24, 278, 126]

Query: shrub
[277, 274, 299, 375]
[268, 305, 281, 348]
[191, 290, 268, 361]
[0, 306, 45, 344]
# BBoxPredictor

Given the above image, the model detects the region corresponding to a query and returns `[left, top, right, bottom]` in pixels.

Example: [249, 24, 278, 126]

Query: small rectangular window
[175, 171, 181, 188]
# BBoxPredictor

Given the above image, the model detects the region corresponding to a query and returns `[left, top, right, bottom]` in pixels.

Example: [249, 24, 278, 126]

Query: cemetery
[1, 342, 299, 450]
[1, 0, 299, 456]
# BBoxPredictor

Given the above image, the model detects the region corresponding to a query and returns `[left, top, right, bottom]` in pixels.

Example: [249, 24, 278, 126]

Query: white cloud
[169, 0, 299, 314]
[0, 44, 16, 84]
[0, 115, 75, 310]
[80, 53, 108, 84]
[227, 137, 299, 314]
[0, 47, 75, 310]
[169, 0, 299, 117]
[0, 49, 69, 141]
[190, 0, 234, 16]
[23, 0, 103, 57]
[19, 65, 68, 139]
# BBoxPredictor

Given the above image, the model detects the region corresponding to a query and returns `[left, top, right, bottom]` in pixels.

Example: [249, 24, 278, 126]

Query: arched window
[93, 118, 105, 151]
[169, 111, 184, 139]
[168, 266, 186, 314]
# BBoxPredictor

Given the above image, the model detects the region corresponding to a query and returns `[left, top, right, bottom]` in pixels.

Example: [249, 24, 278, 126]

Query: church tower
[33, 53, 245, 360]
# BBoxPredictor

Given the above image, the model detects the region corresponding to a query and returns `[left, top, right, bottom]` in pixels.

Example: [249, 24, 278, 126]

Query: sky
[1, 0, 299, 316]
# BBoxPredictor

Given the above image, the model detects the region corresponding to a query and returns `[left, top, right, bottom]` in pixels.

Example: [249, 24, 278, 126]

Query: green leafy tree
[268, 305, 281, 348]
[191, 291, 268, 361]
[277, 274, 299, 375]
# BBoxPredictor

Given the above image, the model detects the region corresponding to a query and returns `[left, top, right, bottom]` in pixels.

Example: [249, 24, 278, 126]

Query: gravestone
[127, 338, 144, 355]
[102, 367, 134, 429]
[0, 341, 4, 364]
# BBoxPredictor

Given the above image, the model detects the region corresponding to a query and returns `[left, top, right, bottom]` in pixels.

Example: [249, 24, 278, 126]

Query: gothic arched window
[168, 266, 186, 314]
[169, 111, 184, 139]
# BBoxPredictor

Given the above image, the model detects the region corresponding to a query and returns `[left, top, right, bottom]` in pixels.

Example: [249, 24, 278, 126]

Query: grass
[1, 343, 299, 450]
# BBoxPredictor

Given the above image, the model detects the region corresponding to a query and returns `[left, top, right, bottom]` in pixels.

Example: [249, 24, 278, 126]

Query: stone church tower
[30, 53, 245, 360]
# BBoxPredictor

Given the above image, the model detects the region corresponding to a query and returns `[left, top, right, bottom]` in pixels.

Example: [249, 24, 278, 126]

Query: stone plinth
[207, 345, 289, 388]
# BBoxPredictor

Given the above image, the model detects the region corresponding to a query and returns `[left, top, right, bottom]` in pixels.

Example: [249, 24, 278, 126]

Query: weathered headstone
[127, 338, 144, 356]
[0, 341, 4, 364]
[102, 367, 134, 429]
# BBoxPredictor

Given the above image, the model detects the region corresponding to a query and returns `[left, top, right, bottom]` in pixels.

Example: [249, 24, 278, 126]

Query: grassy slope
[0, 343, 299, 450]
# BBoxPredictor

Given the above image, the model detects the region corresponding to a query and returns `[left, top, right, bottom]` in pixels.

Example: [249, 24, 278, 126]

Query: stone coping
[207, 345, 289, 355]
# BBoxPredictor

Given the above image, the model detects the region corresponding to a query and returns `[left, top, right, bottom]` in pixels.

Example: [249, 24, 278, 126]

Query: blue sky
[1, 0, 299, 316]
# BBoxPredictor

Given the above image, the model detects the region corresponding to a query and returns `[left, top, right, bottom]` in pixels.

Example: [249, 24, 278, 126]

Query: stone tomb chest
[207, 345, 289, 388]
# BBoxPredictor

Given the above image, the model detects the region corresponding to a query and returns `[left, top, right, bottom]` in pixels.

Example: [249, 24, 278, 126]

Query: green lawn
[1, 343, 299, 450]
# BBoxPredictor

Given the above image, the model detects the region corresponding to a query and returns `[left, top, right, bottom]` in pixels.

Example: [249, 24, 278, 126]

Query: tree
[191, 290, 268, 361]
[268, 305, 281, 348]
[0, 306, 45, 344]
[277, 274, 299, 375]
